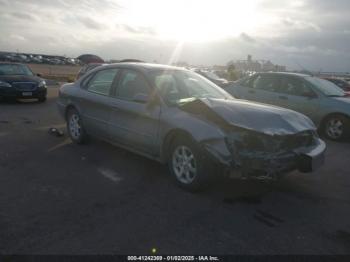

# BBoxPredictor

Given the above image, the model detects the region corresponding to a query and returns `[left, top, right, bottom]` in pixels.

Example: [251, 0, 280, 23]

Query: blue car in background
[226, 72, 350, 141]
[0, 63, 47, 102]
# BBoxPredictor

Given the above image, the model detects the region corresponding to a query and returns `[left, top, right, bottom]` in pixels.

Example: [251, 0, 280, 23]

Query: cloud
[10, 12, 39, 21]
[0, 0, 350, 72]
[239, 33, 256, 43]
[121, 24, 157, 35]
[77, 16, 106, 30]
[9, 34, 26, 41]
[282, 18, 321, 32]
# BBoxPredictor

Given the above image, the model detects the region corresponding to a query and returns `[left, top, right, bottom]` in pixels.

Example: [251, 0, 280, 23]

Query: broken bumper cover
[295, 138, 326, 173]
[203, 137, 326, 179]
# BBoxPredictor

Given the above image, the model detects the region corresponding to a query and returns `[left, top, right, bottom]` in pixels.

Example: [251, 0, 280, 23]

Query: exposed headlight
[38, 80, 47, 88]
[226, 129, 314, 154]
[0, 81, 12, 88]
[226, 130, 276, 153]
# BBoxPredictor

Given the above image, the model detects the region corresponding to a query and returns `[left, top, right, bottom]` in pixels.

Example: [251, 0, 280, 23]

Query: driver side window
[279, 77, 315, 97]
[116, 70, 151, 100]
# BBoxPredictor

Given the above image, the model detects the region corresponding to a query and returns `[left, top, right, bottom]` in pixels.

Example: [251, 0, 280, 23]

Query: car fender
[158, 108, 231, 165]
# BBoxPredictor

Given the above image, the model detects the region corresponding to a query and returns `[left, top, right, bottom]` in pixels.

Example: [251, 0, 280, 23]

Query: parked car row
[192, 69, 231, 88]
[58, 62, 326, 191]
[0, 53, 80, 66]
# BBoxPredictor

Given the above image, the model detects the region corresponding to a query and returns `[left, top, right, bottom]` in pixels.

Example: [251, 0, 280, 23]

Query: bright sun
[118, 0, 260, 42]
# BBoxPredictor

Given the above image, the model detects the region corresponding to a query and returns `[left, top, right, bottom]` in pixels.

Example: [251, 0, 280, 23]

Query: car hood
[179, 98, 316, 135]
[0, 75, 42, 84]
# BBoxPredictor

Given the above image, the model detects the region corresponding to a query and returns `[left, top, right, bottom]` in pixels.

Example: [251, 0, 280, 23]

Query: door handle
[278, 95, 288, 100]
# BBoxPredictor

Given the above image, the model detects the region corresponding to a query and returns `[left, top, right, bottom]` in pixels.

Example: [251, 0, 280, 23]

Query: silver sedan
[57, 63, 326, 191]
[226, 72, 350, 141]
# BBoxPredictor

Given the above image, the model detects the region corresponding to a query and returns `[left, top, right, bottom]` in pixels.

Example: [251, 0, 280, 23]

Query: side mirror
[36, 73, 42, 77]
[132, 93, 149, 103]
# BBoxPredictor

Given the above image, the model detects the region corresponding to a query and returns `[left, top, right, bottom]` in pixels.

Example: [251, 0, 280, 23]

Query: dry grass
[27, 63, 81, 82]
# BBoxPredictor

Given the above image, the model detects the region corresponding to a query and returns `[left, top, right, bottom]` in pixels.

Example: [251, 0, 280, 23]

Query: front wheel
[168, 136, 214, 192]
[66, 108, 88, 144]
[323, 115, 349, 141]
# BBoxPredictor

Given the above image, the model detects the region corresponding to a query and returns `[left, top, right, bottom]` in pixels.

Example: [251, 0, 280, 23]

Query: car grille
[12, 82, 38, 91]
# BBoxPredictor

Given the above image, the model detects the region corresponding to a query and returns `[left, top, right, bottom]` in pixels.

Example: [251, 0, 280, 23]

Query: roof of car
[258, 71, 312, 78]
[100, 62, 185, 72]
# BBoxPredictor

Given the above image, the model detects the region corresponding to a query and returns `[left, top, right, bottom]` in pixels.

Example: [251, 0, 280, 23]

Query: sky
[0, 0, 350, 71]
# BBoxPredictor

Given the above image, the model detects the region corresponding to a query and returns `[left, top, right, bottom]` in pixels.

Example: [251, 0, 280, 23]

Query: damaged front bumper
[202, 133, 326, 180]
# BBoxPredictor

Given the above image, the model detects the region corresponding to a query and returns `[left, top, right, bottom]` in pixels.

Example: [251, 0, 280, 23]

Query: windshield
[151, 70, 230, 105]
[327, 79, 350, 91]
[0, 64, 34, 76]
[306, 76, 345, 97]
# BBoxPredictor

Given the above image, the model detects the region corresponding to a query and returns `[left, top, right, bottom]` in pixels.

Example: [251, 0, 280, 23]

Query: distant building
[227, 55, 286, 74]
[212, 65, 228, 71]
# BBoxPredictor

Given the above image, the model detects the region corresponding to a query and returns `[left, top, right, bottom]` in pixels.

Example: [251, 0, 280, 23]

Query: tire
[66, 108, 88, 144]
[322, 114, 349, 141]
[38, 96, 46, 103]
[168, 135, 214, 192]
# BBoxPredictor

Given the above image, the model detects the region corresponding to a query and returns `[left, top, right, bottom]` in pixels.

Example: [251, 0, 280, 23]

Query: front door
[108, 69, 161, 155]
[274, 76, 320, 121]
[230, 74, 280, 106]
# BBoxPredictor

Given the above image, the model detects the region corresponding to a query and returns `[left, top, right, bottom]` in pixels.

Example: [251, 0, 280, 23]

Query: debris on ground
[48, 127, 64, 137]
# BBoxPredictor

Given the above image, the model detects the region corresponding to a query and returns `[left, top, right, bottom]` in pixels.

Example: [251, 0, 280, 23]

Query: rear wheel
[323, 114, 349, 141]
[168, 136, 214, 192]
[66, 108, 88, 144]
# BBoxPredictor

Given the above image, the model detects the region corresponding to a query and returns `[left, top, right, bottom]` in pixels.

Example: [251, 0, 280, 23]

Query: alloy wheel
[172, 145, 197, 184]
[326, 118, 344, 140]
[69, 114, 81, 140]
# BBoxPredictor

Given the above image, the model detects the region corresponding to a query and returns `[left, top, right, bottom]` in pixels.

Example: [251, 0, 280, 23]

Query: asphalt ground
[0, 87, 349, 255]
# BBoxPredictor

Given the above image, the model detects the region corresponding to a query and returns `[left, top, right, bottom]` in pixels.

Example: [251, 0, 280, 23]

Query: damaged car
[57, 63, 326, 191]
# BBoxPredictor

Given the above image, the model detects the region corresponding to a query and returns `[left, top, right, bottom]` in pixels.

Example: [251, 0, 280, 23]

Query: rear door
[108, 69, 161, 155]
[78, 68, 119, 139]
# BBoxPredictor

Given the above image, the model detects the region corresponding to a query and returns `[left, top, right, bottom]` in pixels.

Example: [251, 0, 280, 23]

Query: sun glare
[118, 0, 259, 42]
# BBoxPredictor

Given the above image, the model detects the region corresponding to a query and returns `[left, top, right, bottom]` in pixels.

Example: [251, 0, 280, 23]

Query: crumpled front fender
[200, 138, 234, 166]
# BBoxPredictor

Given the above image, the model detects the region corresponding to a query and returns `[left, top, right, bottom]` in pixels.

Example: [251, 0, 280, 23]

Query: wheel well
[65, 105, 77, 120]
[161, 129, 193, 163]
